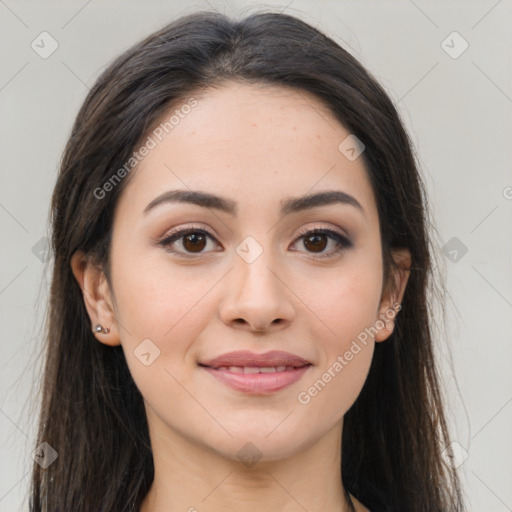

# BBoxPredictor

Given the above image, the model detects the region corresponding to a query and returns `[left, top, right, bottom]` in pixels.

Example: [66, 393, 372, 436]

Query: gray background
[1, 1, 511, 510]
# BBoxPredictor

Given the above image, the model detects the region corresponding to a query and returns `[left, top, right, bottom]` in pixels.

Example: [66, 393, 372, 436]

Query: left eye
[158, 227, 351, 258]
[291, 228, 352, 258]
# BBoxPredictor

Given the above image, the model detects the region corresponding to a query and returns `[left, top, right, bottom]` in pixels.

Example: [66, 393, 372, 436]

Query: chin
[203, 429, 311, 466]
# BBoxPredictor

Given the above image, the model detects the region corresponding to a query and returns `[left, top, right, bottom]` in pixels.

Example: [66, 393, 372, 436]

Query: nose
[218, 250, 296, 333]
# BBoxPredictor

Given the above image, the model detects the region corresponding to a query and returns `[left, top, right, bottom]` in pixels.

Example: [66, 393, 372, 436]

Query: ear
[70, 250, 121, 346]
[375, 247, 411, 343]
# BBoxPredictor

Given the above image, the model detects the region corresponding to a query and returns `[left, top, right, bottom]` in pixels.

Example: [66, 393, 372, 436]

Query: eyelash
[158, 225, 352, 260]
[158, 227, 353, 259]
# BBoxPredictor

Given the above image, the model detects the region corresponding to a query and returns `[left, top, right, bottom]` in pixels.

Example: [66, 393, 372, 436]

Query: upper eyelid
[159, 225, 218, 242]
[160, 224, 348, 243]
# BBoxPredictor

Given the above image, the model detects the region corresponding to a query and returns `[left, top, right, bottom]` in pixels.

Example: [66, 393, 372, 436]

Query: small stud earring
[94, 324, 110, 334]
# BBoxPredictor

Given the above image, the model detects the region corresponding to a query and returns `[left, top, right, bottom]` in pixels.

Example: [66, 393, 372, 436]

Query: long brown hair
[29, 10, 465, 511]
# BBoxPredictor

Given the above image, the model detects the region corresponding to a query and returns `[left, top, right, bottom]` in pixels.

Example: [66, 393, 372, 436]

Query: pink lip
[202, 365, 310, 394]
[199, 350, 312, 395]
[200, 350, 311, 369]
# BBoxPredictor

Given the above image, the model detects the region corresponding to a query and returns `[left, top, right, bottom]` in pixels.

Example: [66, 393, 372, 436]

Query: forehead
[115, 81, 378, 222]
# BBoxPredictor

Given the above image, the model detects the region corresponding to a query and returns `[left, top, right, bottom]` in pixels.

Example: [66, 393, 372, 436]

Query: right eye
[158, 227, 221, 258]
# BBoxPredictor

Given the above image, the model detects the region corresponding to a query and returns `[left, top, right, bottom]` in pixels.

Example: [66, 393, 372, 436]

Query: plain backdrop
[0, 1, 511, 511]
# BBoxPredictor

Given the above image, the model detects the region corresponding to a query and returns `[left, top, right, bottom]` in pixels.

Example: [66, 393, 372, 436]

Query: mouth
[198, 350, 312, 394]
[199, 364, 308, 373]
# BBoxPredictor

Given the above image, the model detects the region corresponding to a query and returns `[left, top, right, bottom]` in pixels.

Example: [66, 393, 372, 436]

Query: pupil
[304, 234, 326, 252]
[184, 233, 206, 252]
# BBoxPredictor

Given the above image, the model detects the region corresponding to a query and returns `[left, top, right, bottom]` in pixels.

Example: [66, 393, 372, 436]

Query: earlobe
[70, 251, 121, 346]
[374, 325, 391, 343]
[375, 247, 411, 343]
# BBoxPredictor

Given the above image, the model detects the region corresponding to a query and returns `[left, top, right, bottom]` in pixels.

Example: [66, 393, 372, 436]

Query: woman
[29, 9, 466, 512]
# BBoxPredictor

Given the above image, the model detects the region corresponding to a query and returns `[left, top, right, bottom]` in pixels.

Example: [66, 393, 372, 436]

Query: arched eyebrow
[143, 189, 365, 218]
[280, 190, 365, 217]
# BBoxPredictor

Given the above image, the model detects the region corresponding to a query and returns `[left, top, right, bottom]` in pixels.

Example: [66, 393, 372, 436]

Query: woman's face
[75, 81, 408, 463]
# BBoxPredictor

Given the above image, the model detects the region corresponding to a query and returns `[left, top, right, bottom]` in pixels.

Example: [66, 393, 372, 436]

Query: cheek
[111, 241, 217, 339]
[302, 250, 383, 342]
[294, 256, 382, 415]
[296, 292, 378, 428]
[108, 246, 215, 383]
[113, 268, 215, 415]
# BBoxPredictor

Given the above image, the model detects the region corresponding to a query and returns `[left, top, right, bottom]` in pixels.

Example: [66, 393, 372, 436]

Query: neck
[140, 405, 356, 512]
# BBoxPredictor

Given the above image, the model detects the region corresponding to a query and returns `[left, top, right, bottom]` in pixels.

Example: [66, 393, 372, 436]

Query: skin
[71, 81, 410, 512]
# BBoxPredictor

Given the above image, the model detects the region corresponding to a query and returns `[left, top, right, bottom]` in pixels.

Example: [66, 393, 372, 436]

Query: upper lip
[200, 350, 311, 369]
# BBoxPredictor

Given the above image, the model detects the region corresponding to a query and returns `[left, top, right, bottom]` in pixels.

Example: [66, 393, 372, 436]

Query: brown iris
[183, 233, 207, 252]
[302, 233, 327, 253]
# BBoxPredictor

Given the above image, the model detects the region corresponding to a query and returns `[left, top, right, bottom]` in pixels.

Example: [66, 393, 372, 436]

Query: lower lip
[201, 365, 311, 394]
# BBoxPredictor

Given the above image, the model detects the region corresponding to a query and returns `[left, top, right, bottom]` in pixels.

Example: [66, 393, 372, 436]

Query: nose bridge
[219, 234, 295, 330]
[235, 234, 283, 300]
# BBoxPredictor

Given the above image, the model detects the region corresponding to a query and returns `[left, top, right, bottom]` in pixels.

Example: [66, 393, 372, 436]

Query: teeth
[277, 366, 286, 372]
[228, 366, 244, 373]
[243, 366, 260, 374]
[259, 366, 277, 373]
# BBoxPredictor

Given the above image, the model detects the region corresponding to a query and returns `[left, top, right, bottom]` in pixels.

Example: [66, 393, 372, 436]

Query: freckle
[252, 123, 258, 127]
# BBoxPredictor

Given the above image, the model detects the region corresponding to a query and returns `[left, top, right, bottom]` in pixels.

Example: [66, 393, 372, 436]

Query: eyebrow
[143, 189, 365, 217]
